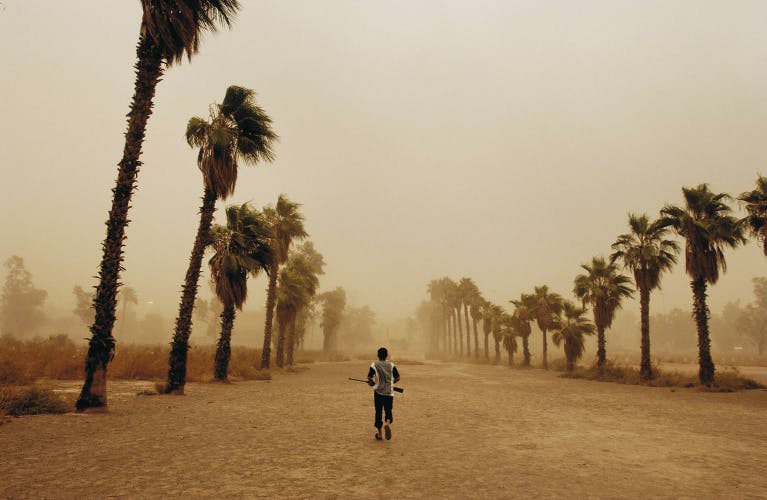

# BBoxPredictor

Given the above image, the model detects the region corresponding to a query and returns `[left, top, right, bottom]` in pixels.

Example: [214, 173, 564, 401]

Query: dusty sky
[1, 0, 766, 326]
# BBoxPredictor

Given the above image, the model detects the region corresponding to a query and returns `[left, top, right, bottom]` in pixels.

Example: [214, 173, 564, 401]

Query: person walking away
[367, 347, 400, 440]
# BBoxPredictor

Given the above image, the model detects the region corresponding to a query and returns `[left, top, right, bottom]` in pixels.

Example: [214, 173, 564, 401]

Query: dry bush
[0, 334, 83, 385]
[0, 385, 70, 416]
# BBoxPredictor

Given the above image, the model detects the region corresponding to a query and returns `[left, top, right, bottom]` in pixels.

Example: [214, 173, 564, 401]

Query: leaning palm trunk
[691, 278, 715, 385]
[214, 305, 236, 381]
[463, 305, 471, 357]
[541, 329, 548, 370]
[472, 319, 479, 359]
[639, 286, 653, 381]
[260, 265, 279, 369]
[286, 310, 298, 366]
[76, 35, 164, 412]
[596, 325, 606, 369]
[166, 187, 218, 394]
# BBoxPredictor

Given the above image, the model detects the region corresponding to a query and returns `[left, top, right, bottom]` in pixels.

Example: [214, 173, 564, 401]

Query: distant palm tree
[459, 277, 479, 357]
[166, 85, 277, 394]
[611, 213, 678, 380]
[77, 0, 240, 412]
[284, 242, 324, 366]
[661, 184, 745, 385]
[489, 304, 506, 363]
[320, 287, 346, 351]
[118, 286, 138, 336]
[552, 301, 595, 372]
[427, 278, 449, 353]
[275, 253, 320, 367]
[740, 175, 767, 256]
[574, 256, 633, 368]
[261, 195, 307, 369]
[531, 285, 563, 370]
[510, 293, 535, 367]
[502, 314, 519, 366]
[469, 292, 484, 359]
[208, 204, 272, 381]
[481, 301, 493, 360]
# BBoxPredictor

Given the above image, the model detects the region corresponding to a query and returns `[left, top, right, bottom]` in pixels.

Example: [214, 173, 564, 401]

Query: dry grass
[560, 360, 764, 391]
[0, 336, 328, 386]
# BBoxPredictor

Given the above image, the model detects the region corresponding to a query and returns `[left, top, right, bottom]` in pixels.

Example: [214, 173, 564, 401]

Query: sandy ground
[1, 361, 766, 499]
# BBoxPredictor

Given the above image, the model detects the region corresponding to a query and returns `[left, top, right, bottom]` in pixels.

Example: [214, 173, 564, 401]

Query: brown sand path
[1, 360, 766, 499]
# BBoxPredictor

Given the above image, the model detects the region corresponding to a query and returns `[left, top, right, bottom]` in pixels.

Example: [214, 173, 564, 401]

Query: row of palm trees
[427, 177, 767, 386]
[75, 2, 317, 410]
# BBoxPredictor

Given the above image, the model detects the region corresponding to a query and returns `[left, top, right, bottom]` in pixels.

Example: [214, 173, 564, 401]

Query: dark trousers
[374, 391, 393, 429]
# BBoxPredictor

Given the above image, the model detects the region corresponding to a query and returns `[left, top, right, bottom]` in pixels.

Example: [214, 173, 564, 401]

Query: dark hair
[377, 347, 388, 360]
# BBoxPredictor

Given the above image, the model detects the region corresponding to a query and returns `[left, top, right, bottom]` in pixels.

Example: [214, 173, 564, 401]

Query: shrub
[0, 386, 69, 416]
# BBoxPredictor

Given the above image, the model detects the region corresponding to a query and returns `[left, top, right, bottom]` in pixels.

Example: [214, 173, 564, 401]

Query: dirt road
[1, 361, 766, 499]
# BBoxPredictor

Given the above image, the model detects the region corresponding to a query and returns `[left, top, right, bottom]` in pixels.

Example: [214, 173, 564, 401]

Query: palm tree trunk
[566, 353, 574, 372]
[456, 308, 464, 356]
[261, 264, 279, 369]
[522, 334, 531, 367]
[507, 341, 513, 366]
[286, 310, 297, 366]
[596, 324, 606, 369]
[76, 34, 164, 412]
[472, 319, 479, 359]
[214, 305, 235, 381]
[639, 286, 653, 381]
[484, 332, 489, 361]
[494, 337, 500, 363]
[464, 305, 472, 357]
[166, 187, 218, 394]
[275, 308, 287, 368]
[691, 278, 715, 385]
[542, 329, 548, 370]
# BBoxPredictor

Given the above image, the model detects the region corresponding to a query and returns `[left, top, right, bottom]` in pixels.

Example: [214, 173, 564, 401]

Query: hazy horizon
[1, 1, 766, 336]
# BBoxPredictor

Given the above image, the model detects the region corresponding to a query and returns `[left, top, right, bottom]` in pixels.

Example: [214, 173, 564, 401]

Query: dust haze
[1, 1, 766, 355]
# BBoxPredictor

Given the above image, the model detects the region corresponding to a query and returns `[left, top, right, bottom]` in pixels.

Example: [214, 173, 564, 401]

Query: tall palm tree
[502, 314, 519, 366]
[459, 277, 480, 357]
[531, 285, 563, 370]
[740, 175, 767, 256]
[320, 287, 347, 351]
[261, 195, 307, 369]
[574, 256, 633, 369]
[427, 278, 450, 354]
[208, 204, 272, 381]
[552, 301, 595, 372]
[611, 213, 678, 380]
[490, 304, 506, 363]
[166, 85, 277, 394]
[77, 0, 240, 412]
[661, 184, 746, 385]
[510, 293, 535, 367]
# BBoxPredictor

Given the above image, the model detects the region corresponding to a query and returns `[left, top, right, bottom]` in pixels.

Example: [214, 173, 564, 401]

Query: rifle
[348, 378, 404, 393]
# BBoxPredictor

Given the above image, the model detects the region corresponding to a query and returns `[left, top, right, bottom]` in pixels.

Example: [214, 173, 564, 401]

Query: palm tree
[427, 278, 450, 354]
[320, 287, 347, 351]
[275, 252, 321, 367]
[117, 286, 138, 336]
[574, 256, 633, 369]
[459, 277, 480, 357]
[490, 304, 506, 363]
[165, 86, 276, 394]
[611, 213, 678, 380]
[260, 195, 307, 369]
[531, 285, 563, 370]
[77, 0, 240, 412]
[481, 301, 493, 360]
[502, 314, 518, 366]
[284, 242, 324, 366]
[208, 204, 272, 381]
[740, 175, 767, 256]
[552, 301, 595, 372]
[510, 293, 535, 367]
[661, 184, 746, 385]
[469, 292, 484, 359]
